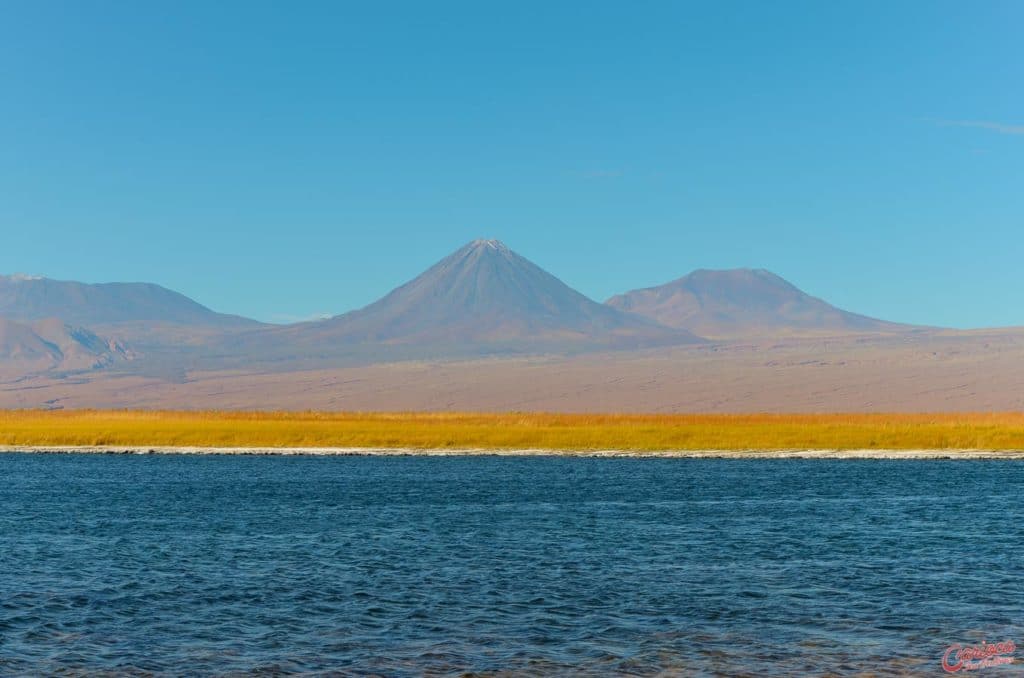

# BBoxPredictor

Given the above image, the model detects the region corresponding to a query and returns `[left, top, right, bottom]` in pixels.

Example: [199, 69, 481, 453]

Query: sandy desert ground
[1, 329, 1022, 412]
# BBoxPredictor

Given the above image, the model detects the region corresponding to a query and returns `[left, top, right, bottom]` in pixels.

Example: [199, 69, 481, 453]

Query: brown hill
[606, 268, 915, 339]
[0, 317, 134, 373]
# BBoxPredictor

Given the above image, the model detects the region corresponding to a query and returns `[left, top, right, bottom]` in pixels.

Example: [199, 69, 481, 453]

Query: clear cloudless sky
[1, 1, 1021, 327]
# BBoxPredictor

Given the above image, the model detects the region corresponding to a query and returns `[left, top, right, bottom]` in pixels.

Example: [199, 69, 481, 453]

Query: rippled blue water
[1, 454, 1022, 676]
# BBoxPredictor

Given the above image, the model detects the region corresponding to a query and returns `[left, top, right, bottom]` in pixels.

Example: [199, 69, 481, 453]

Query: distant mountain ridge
[0, 274, 258, 327]
[606, 268, 912, 338]
[227, 239, 703, 363]
[0, 247, 929, 376]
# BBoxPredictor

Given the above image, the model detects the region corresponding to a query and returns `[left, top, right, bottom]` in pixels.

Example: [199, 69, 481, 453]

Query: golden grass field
[2, 410, 1024, 451]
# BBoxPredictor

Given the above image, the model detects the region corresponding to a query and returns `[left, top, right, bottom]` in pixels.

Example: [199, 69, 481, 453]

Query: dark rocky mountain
[225, 240, 703, 363]
[0, 274, 257, 328]
[606, 268, 913, 338]
[0, 317, 134, 372]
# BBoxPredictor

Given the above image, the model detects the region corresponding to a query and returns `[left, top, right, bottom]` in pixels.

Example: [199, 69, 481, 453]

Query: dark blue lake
[1, 454, 1021, 675]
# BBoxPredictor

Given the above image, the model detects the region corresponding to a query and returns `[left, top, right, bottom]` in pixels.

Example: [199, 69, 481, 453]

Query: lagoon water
[1, 454, 1021, 675]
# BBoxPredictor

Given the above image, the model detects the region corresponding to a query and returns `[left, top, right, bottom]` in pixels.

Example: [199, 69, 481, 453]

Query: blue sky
[1, 1, 1021, 327]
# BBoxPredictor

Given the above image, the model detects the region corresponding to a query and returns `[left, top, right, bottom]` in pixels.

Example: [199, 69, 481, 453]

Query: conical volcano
[249, 239, 702, 361]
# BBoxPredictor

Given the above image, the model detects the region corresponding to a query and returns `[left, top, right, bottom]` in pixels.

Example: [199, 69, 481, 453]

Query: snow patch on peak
[469, 238, 509, 252]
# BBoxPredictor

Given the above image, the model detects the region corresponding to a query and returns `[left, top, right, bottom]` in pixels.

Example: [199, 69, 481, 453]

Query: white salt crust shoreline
[2, 446, 1024, 459]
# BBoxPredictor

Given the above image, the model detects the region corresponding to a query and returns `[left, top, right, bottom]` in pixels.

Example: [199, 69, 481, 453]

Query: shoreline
[3, 445, 1024, 459]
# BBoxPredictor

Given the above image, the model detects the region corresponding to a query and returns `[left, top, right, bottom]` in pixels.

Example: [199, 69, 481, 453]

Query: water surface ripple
[1, 454, 1021, 675]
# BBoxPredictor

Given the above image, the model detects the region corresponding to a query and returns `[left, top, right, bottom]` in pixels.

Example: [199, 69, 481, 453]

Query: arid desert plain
[2, 328, 1022, 413]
